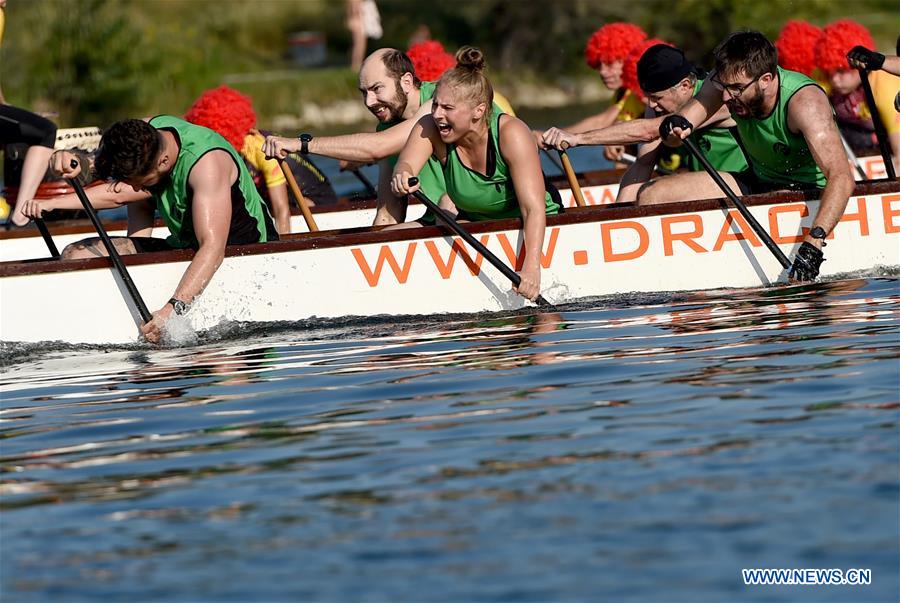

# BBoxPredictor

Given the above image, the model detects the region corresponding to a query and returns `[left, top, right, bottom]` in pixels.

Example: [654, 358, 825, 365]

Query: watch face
[809, 227, 827, 239]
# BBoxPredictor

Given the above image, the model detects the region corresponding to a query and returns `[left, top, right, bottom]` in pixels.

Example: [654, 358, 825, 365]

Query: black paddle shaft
[679, 136, 792, 270]
[408, 178, 552, 308]
[858, 69, 897, 180]
[68, 160, 152, 323]
[34, 218, 60, 258]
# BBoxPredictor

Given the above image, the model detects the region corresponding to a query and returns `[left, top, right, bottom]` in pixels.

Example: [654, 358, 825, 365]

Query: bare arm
[263, 100, 436, 164]
[501, 117, 548, 301]
[390, 114, 440, 197]
[662, 80, 724, 145]
[19, 181, 151, 221]
[788, 86, 854, 245]
[139, 151, 233, 342]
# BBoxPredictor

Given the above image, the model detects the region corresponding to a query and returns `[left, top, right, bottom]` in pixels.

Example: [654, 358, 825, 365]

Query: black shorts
[0, 105, 57, 147]
[130, 237, 178, 253]
[728, 170, 821, 196]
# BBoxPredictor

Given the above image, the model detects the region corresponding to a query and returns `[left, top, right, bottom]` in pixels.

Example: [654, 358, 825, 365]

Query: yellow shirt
[493, 90, 516, 117]
[241, 131, 285, 188]
[871, 70, 900, 135]
[612, 88, 646, 122]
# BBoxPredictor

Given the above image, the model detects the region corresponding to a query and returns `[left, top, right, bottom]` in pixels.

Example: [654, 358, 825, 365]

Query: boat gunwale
[2, 179, 897, 278]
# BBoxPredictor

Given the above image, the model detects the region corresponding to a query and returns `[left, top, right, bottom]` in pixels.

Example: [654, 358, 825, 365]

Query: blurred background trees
[2, 0, 897, 128]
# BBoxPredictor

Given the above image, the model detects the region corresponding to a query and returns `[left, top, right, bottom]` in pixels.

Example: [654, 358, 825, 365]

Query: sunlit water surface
[2, 278, 898, 602]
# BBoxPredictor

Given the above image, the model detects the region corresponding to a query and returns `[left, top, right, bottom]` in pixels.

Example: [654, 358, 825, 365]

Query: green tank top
[732, 67, 826, 187]
[377, 81, 445, 202]
[148, 115, 276, 248]
[679, 79, 748, 173]
[442, 112, 559, 221]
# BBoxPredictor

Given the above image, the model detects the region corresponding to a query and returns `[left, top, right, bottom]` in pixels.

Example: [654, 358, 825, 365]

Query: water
[2, 277, 898, 602]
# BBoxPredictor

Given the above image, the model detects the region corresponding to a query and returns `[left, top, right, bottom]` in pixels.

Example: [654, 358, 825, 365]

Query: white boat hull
[2, 183, 897, 345]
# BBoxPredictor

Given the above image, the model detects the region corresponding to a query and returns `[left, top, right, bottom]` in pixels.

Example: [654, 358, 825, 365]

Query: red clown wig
[621, 38, 674, 97]
[775, 20, 822, 76]
[184, 85, 256, 151]
[584, 22, 647, 69]
[407, 40, 456, 82]
[814, 19, 875, 73]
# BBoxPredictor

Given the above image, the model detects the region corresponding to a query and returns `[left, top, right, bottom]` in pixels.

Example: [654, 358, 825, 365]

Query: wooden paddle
[408, 177, 553, 308]
[557, 142, 586, 208]
[278, 159, 319, 232]
[68, 159, 152, 323]
[857, 68, 896, 179]
[678, 136, 791, 270]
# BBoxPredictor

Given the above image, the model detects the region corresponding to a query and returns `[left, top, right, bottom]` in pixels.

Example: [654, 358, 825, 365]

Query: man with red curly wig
[815, 20, 899, 171]
[263, 48, 514, 227]
[185, 86, 337, 234]
[533, 22, 647, 162]
[659, 30, 855, 282]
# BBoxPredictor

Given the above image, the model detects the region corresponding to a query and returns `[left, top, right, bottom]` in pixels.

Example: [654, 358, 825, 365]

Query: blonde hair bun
[455, 46, 486, 72]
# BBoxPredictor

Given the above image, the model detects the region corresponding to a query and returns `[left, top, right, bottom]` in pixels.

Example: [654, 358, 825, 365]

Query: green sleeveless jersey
[148, 115, 276, 248]
[678, 79, 748, 173]
[377, 81, 445, 203]
[732, 67, 826, 187]
[443, 112, 559, 221]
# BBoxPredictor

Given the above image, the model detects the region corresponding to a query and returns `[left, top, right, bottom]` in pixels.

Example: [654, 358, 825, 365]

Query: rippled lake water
[2, 277, 898, 602]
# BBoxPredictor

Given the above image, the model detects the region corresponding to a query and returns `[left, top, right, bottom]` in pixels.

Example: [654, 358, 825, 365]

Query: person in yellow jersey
[263, 47, 515, 228]
[814, 20, 900, 173]
[847, 36, 900, 112]
[185, 86, 337, 234]
[532, 23, 648, 162]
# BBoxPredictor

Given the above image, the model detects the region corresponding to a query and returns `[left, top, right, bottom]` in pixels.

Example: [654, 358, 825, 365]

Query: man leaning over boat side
[541, 44, 748, 203]
[656, 30, 854, 282]
[261, 47, 515, 228]
[19, 116, 278, 343]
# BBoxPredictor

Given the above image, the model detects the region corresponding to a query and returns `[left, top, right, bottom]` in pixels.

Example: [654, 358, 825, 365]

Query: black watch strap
[299, 133, 312, 155]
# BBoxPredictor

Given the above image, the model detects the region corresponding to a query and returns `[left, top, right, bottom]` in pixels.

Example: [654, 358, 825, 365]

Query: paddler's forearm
[310, 131, 403, 163]
[808, 171, 854, 244]
[171, 243, 225, 306]
[521, 204, 546, 272]
[42, 186, 150, 213]
[576, 117, 663, 147]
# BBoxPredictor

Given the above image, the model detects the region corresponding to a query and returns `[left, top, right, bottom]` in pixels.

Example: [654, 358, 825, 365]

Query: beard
[369, 79, 409, 123]
[726, 87, 768, 119]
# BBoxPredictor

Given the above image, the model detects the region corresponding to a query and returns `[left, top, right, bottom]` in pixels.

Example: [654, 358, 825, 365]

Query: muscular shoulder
[498, 114, 532, 143]
[188, 149, 237, 191]
[786, 85, 833, 133]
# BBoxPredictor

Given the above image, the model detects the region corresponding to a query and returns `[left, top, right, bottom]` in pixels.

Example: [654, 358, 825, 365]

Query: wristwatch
[168, 297, 189, 315]
[809, 226, 827, 240]
[298, 133, 313, 155]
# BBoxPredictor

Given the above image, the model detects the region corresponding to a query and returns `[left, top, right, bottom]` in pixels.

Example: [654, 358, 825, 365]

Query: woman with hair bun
[391, 47, 561, 302]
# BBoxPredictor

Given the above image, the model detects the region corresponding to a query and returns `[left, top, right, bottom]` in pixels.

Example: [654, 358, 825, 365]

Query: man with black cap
[542, 44, 747, 203]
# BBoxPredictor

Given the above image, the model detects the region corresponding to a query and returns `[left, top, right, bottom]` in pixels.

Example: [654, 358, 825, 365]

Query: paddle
[33, 218, 60, 258]
[857, 68, 896, 179]
[674, 133, 791, 270]
[407, 177, 552, 308]
[278, 159, 319, 232]
[558, 142, 586, 207]
[68, 159, 152, 323]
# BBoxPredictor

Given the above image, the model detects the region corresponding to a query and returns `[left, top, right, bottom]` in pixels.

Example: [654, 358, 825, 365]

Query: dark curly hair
[714, 30, 778, 82]
[94, 119, 161, 182]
